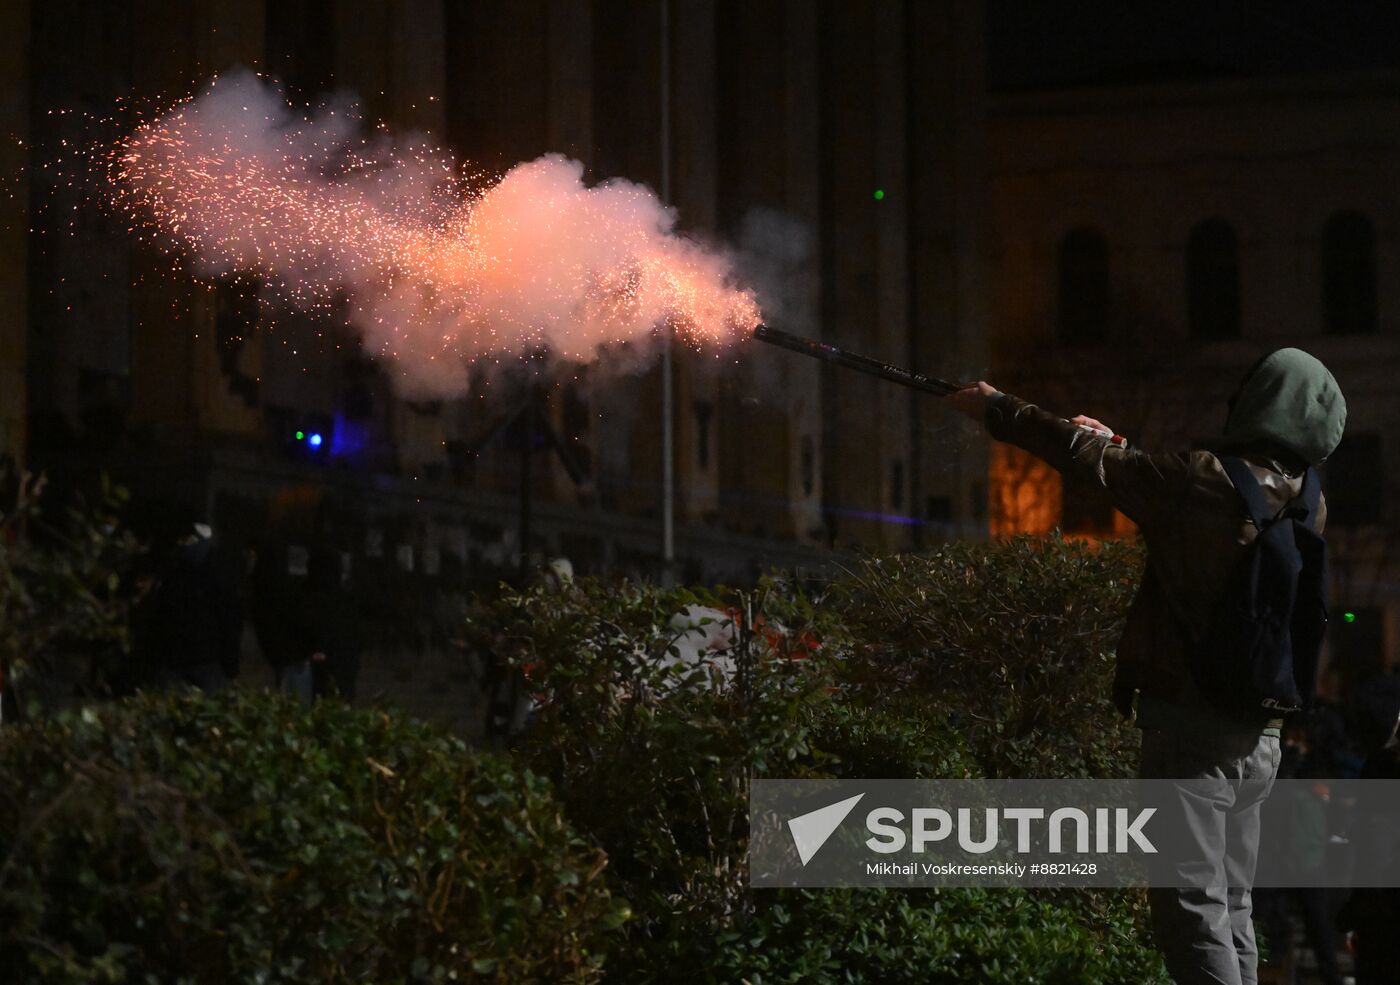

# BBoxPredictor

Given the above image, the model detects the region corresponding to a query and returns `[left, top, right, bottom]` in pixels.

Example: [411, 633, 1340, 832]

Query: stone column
[908, 0, 989, 542]
[671, 0, 721, 526]
[330, 0, 446, 131]
[820, 0, 900, 549]
[126, 0, 203, 441]
[191, 1, 266, 440]
[547, 0, 592, 164]
[871, 0, 911, 551]
[545, 0, 597, 503]
[0, 0, 28, 463]
[124, 1, 266, 445]
[710, 0, 807, 543]
[337, 0, 450, 481]
[778, 0, 823, 543]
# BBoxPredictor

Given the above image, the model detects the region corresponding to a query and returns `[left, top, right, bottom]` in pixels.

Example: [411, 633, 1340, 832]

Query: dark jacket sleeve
[984, 392, 1193, 532]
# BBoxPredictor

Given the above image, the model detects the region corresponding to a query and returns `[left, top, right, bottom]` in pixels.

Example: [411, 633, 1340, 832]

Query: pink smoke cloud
[111, 69, 761, 396]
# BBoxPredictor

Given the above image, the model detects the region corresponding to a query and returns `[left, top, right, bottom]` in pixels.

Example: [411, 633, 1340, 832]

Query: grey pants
[1137, 728, 1282, 985]
[276, 659, 314, 706]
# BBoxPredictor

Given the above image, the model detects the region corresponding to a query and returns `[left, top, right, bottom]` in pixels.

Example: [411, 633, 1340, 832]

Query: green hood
[1223, 348, 1346, 466]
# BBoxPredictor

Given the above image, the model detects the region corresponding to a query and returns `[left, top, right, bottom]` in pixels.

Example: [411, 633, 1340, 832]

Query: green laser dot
[295, 430, 305, 440]
[1344, 611, 1356, 623]
[873, 189, 885, 201]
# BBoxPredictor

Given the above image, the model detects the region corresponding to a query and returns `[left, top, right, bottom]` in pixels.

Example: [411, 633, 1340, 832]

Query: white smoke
[112, 69, 760, 397]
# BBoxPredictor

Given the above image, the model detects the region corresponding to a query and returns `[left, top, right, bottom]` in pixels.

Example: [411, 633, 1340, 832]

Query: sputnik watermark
[863, 806, 1156, 856]
[751, 778, 1400, 888]
[867, 861, 1032, 878]
[787, 793, 865, 864]
[786, 797, 1156, 867]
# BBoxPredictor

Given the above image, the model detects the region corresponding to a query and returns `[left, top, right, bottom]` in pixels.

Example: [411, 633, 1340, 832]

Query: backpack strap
[1289, 467, 1322, 532]
[1221, 456, 1322, 531]
[1219, 456, 1272, 528]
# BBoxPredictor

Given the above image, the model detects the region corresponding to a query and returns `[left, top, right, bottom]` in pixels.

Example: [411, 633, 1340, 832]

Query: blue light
[308, 432, 323, 448]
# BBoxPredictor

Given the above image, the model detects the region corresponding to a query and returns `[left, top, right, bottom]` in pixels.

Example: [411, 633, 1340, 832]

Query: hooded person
[1216, 349, 1347, 469]
[947, 349, 1347, 985]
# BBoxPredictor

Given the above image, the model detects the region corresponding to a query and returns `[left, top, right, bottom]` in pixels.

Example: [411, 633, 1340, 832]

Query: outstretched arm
[946, 383, 1192, 531]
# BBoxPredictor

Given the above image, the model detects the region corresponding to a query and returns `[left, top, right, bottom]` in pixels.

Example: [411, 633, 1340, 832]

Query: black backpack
[1191, 456, 1328, 723]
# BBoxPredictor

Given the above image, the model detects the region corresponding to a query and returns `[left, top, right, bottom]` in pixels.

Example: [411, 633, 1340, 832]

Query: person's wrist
[984, 390, 1010, 429]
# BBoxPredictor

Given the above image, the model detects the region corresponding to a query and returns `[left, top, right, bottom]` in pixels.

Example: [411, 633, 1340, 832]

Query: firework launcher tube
[751, 324, 1128, 447]
[752, 324, 962, 396]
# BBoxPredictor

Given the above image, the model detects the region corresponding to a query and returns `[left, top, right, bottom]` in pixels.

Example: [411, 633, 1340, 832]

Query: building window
[1322, 210, 1377, 335]
[1321, 433, 1383, 526]
[1186, 218, 1240, 340]
[1056, 226, 1109, 344]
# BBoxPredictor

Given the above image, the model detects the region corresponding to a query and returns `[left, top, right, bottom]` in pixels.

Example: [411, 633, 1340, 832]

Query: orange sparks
[106, 70, 762, 395]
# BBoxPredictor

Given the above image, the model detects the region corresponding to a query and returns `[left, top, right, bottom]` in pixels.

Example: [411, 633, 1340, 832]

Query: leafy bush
[805, 701, 976, 781]
[466, 558, 1166, 983]
[0, 689, 624, 984]
[2, 530, 1161, 983]
[833, 533, 1145, 778]
[465, 576, 864, 976]
[0, 470, 143, 720]
[703, 887, 1166, 985]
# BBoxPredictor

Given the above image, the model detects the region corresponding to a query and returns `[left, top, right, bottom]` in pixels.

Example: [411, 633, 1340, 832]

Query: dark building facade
[4, 3, 1396, 708]
[3, 0, 990, 585]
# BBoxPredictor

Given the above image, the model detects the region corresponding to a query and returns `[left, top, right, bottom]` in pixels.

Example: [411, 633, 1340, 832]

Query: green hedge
[0, 471, 142, 717]
[702, 887, 1165, 985]
[467, 542, 1168, 984]
[832, 534, 1145, 779]
[0, 690, 624, 984]
[2, 532, 1165, 983]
